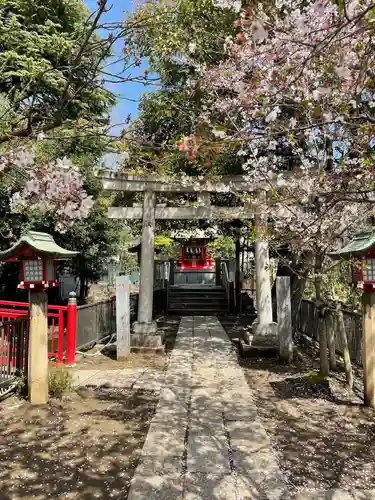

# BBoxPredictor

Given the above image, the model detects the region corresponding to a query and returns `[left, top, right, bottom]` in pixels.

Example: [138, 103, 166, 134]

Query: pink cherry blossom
[178, 0, 375, 249]
[1, 148, 93, 233]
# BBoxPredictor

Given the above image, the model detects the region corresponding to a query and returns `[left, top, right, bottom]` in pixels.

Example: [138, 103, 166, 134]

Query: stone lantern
[329, 231, 375, 407]
[329, 231, 375, 292]
[0, 231, 78, 404]
[0, 231, 77, 290]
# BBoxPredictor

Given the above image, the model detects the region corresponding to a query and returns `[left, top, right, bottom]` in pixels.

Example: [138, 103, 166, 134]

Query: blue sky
[84, 0, 155, 136]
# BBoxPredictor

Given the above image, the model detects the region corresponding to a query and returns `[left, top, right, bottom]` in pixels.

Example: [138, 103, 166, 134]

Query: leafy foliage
[0, 0, 114, 142]
[122, 0, 240, 178]
[127, 0, 237, 71]
[304, 261, 362, 310]
[207, 235, 235, 259]
[48, 366, 74, 399]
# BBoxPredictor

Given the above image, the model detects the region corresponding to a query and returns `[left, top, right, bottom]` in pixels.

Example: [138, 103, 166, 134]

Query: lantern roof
[126, 236, 163, 254]
[0, 231, 78, 260]
[329, 231, 375, 260]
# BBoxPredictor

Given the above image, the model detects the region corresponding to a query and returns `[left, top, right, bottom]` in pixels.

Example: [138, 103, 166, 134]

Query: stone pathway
[127, 316, 287, 500]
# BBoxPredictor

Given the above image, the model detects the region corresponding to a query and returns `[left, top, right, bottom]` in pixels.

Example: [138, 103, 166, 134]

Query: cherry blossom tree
[0, 147, 94, 234]
[177, 0, 375, 253]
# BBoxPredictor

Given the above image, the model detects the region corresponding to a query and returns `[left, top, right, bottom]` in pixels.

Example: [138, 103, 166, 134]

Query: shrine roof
[0, 232, 78, 260]
[328, 232, 375, 260]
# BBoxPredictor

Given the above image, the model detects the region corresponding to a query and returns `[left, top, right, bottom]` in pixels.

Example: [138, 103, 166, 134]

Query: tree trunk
[315, 254, 329, 377]
[336, 303, 353, 390]
[326, 311, 337, 370]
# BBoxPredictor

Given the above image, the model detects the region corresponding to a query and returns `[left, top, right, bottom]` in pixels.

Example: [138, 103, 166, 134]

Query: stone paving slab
[153, 397, 189, 420]
[227, 419, 271, 454]
[187, 432, 230, 474]
[351, 492, 375, 500]
[184, 473, 237, 500]
[136, 454, 184, 476]
[158, 384, 191, 403]
[236, 469, 289, 500]
[232, 449, 280, 477]
[141, 420, 187, 458]
[190, 409, 224, 426]
[222, 397, 258, 422]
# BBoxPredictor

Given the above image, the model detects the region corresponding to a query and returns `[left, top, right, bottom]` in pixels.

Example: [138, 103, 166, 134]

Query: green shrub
[15, 372, 27, 397]
[48, 368, 74, 399]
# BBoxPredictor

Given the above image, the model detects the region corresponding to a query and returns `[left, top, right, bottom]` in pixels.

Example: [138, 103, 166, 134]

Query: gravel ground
[223, 317, 375, 491]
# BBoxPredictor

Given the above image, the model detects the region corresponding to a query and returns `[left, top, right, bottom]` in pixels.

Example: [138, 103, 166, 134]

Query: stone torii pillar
[251, 192, 277, 346]
[132, 190, 161, 348]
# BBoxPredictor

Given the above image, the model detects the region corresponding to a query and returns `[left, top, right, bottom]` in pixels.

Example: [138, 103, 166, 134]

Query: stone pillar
[28, 290, 49, 405]
[276, 276, 293, 363]
[133, 190, 160, 347]
[363, 291, 375, 408]
[116, 274, 131, 360]
[251, 193, 277, 345]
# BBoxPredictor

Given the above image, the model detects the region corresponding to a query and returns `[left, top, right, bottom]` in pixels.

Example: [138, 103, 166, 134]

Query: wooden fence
[297, 299, 363, 365]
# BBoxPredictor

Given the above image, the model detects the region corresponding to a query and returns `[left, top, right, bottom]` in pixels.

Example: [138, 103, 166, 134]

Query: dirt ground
[0, 388, 158, 499]
[223, 317, 375, 491]
[73, 315, 179, 372]
[0, 316, 180, 500]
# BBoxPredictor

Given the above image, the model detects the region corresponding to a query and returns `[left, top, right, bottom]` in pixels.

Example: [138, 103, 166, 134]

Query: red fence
[0, 299, 77, 365]
[0, 317, 29, 380]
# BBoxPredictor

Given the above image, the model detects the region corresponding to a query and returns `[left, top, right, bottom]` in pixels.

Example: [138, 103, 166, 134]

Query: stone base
[132, 321, 162, 349]
[131, 334, 162, 348]
[133, 321, 158, 335]
[131, 346, 165, 355]
[245, 321, 278, 347]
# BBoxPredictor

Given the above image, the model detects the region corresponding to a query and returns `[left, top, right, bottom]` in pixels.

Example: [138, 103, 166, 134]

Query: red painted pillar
[181, 247, 185, 269]
[57, 310, 64, 364]
[66, 291, 77, 365]
[203, 247, 207, 268]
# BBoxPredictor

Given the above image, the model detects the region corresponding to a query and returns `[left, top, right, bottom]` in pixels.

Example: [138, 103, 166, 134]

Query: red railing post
[57, 310, 64, 364]
[66, 292, 77, 365]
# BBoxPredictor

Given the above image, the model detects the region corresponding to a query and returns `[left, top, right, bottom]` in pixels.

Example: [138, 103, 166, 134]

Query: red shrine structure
[178, 239, 213, 270]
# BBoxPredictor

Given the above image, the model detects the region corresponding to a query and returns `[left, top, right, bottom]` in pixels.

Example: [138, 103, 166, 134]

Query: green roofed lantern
[329, 231, 375, 292]
[0, 231, 78, 290]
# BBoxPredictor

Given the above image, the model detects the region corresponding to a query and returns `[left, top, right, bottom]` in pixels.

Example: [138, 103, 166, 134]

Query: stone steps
[167, 286, 228, 316]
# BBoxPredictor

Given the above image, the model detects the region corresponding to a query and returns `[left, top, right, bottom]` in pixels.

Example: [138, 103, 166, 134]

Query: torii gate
[102, 172, 277, 349]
